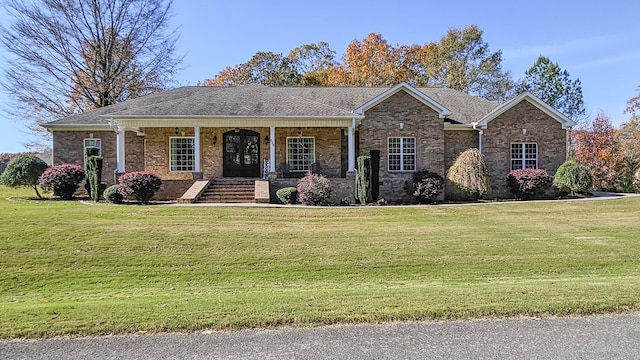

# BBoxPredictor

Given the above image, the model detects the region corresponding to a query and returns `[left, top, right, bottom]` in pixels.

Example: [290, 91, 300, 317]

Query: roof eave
[353, 82, 452, 118]
[477, 92, 577, 129]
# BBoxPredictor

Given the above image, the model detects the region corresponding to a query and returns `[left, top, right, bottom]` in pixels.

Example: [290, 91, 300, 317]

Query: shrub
[276, 187, 297, 204]
[553, 160, 593, 196]
[506, 168, 553, 200]
[447, 148, 489, 197]
[39, 164, 85, 199]
[296, 172, 331, 206]
[85, 146, 103, 201]
[403, 170, 444, 204]
[118, 171, 162, 205]
[0, 154, 48, 198]
[103, 184, 124, 204]
[357, 155, 370, 205]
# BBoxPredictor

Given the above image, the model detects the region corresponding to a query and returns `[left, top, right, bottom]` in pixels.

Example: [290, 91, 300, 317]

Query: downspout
[471, 122, 483, 153]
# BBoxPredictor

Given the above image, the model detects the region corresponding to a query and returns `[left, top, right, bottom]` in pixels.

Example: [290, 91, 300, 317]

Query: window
[511, 143, 538, 170]
[287, 137, 315, 171]
[83, 138, 101, 168]
[388, 137, 416, 171]
[170, 137, 195, 172]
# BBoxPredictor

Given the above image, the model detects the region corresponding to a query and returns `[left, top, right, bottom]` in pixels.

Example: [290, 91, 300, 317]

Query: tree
[327, 33, 407, 86]
[553, 160, 592, 196]
[0, 154, 48, 198]
[517, 56, 586, 123]
[573, 113, 622, 191]
[287, 42, 337, 86]
[426, 25, 514, 101]
[1, 0, 181, 143]
[446, 148, 489, 197]
[201, 26, 515, 101]
[203, 51, 300, 86]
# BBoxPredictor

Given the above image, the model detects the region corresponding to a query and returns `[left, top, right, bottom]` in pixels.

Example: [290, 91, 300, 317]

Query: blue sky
[1, 0, 639, 153]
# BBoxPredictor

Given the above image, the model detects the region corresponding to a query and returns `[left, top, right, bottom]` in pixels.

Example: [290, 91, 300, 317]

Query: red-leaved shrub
[403, 170, 444, 204]
[506, 168, 553, 200]
[296, 172, 331, 206]
[118, 171, 162, 204]
[39, 164, 85, 199]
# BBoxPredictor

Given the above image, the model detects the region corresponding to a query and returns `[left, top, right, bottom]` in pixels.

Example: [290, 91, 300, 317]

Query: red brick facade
[50, 90, 568, 203]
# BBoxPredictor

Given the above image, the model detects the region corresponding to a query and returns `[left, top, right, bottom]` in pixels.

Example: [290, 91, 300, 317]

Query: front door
[223, 129, 260, 177]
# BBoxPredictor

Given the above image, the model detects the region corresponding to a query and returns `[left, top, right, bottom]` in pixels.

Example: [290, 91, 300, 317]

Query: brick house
[42, 83, 575, 203]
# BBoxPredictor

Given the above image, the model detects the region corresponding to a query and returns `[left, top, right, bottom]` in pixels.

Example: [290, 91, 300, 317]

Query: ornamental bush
[506, 168, 553, 200]
[118, 171, 162, 204]
[296, 172, 331, 206]
[357, 155, 371, 205]
[103, 184, 124, 204]
[0, 154, 48, 198]
[403, 170, 444, 204]
[276, 187, 297, 204]
[39, 164, 85, 200]
[553, 160, 592, 196]
[447, 148, 489, 197]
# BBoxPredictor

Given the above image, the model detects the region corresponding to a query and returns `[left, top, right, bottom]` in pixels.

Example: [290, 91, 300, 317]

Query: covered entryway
[223, 129, 260, 177]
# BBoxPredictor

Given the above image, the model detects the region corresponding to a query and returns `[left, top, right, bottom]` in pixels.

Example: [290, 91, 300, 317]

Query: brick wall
[482, 100, 567, 197]
[444, 129, 479, 200]
[358, 91, 445, 203]
[274, 127, 342, 178]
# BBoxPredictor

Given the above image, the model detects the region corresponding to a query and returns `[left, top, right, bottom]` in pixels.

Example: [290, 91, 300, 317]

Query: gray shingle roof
[43, 84, 499, 126]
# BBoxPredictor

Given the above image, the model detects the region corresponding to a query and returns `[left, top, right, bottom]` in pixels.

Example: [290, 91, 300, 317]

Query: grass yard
[0, 185, 639, 338]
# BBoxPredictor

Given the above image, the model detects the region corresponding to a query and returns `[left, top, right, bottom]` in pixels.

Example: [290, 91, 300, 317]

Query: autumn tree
[202, 26, 514, 101]
[1, 0, 181, 143]
[572, 113, 622, 191]
[327, 33, 409, 86]
[517, 56, 586, 123]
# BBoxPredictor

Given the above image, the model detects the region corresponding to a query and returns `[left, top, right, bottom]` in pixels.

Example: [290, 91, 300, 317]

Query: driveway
[2, 314, 640, 359]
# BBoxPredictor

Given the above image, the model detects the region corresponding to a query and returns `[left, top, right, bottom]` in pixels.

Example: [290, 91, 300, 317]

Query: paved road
[2, 314, 640, 359]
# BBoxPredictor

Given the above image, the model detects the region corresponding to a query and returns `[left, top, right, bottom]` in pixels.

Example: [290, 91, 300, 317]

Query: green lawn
[1, 185, 639, 338]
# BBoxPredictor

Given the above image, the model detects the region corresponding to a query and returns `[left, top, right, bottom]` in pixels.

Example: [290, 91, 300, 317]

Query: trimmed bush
[403, 170, 445, 204]
[85, 146, 103, 201]
[118, 171, 162, 205]
[447, 148, 489, 197]
[103, 184, 124, 204]
[276, 187, 297, 204]
[296, 172, 331, 206]
[357, 155, 370, 205]
[553, 160, 593, 195]
[0, 154, 48, 198]
[506, 168, 553, 200]
[39, 164, 85, 200]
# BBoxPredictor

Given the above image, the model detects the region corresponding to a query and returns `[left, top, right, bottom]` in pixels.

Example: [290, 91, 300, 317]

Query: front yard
[0, 186, 639, 338]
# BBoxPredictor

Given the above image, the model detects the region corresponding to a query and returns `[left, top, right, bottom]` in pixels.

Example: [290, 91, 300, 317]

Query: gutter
[471, 122, 483, 153]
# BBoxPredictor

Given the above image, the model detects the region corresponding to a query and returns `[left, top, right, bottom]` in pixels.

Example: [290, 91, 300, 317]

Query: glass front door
[223, 129, 260, 177]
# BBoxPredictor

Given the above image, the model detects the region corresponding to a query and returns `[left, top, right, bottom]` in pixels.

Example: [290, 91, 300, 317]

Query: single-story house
[42, 82, 575, 203]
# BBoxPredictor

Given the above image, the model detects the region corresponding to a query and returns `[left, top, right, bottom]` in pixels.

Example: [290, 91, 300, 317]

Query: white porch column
[348, 118, 356, 172]
[194, 126, 201, 172]
[269, 126, 276, 172]
[116, 126, 126, 172]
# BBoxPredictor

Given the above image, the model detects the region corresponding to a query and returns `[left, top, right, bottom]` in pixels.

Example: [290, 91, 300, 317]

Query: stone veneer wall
[482, 100, 567, 198]
[358, 91, 445, 203]
[444, 129, 479, 200]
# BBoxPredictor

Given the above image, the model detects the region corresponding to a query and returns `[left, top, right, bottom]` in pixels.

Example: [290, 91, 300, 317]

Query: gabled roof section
[353, 82, 452, 118]
[477, 92, 577, 129]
